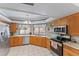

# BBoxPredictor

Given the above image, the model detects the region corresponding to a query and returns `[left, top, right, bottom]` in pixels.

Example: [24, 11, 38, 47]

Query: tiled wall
[71, 36, 79, 43]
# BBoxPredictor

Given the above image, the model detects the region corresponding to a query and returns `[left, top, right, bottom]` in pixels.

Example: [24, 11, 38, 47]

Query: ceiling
[0, 8, 48, 23]
[0, 3, 79, 23]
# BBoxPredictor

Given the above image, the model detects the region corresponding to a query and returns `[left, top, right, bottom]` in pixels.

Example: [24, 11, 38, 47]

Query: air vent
[22, 3, 34, 6]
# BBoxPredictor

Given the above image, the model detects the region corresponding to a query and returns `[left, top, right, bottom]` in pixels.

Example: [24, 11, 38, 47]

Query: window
[18, 24, 31, 35]
[33, 25, 39, 35]
[33, 24, 46, 35]
[39, 24, 46, 35]
[17, 23, 47, 35]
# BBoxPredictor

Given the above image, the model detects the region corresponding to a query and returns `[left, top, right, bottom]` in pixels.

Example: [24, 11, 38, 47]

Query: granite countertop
[50, 38, 79, 50]
[10, 35, 48, 38]
[63, 42, 79, 50]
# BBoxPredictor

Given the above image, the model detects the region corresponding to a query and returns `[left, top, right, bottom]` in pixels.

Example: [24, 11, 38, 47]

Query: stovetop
[50, 35, 71, 43]
[50, 38, 71, 43]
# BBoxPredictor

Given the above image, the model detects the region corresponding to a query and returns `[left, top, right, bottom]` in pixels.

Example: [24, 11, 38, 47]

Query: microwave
[53, 25, 68, 34]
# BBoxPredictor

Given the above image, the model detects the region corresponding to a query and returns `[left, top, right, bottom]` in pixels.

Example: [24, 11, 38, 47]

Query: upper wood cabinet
[66, 13, 79, 36]
[59, 18, 67, 26]
[52, 18, 66, 26]
[50, 12, 79, 36]
[9, 23, 16, 32]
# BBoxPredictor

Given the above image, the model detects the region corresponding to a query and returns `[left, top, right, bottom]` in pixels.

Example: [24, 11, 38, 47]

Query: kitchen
[0, 3, 79, 56]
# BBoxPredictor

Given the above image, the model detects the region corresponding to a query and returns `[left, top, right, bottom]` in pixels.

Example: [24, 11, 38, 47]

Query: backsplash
[71, 36, 79, 43]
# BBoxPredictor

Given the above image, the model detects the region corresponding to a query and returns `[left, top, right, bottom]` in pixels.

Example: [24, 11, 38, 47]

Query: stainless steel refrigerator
[0, 24, 10, 56]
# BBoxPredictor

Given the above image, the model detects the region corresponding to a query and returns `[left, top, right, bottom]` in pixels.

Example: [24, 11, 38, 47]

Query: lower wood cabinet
[45, 37, 51, 49]
[63, 44, 79, 56]
[9, 36, 23, 47]
[29, 36, 50, 48]
[9, 36, 50, 48]
[29, 36, 36, 45]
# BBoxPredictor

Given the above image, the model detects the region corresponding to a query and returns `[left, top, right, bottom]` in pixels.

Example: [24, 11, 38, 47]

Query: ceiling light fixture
[22, 3, 34, 6]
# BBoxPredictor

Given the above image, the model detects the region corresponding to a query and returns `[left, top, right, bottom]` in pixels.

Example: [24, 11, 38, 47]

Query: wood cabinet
[63, 44, 79, 56]
[9, 23, 16, 32]
[9, 37, 15, 47]
[45, 37, 50, 49]
[9, 36, 23, 47]
[50, 12, 79, 36]
[18, 36, 23, 45]
[29, 36, 50, 48]
[29, 36, 44, 47]
[29, 36, 36, 45]
[59, 18, 66, 26]
[52, 18, 66, 26]
[66, 13, 79, 35]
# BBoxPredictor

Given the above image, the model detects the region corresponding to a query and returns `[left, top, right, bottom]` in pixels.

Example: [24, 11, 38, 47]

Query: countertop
[50, 38, 79, 50]
[10, 35, 79, 50]
[63, 42, 79, 50]
[10, 35, 48, 38]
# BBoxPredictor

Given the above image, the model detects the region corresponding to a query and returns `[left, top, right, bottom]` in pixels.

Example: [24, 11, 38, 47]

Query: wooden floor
[7, 45, 57, 56]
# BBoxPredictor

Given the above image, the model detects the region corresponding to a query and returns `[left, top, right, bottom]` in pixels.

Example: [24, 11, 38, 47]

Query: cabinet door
[14, 37, 19, 46]
[18, 36, 23, 45]
[67, 14, 79, 35]
[35, 36, 39, 46]
[9, 37, 15, 47]
[10, 23, 16, 32]
[33, 36, 42, 47]
[45, 37, 50, 49]
[29, 36, 36, 45]
[72, 13, 79, 35]
[40, 37, 50, 48]
[41, 37, 46, 48]
[59, 18, 66, 26]
[63, 45, 79, 56]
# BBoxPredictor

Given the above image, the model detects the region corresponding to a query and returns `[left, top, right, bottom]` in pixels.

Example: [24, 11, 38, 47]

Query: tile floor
[7, 45, 57, 56]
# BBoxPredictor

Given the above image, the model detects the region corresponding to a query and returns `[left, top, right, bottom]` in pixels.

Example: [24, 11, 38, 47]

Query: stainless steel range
[50, 35, 71, 56]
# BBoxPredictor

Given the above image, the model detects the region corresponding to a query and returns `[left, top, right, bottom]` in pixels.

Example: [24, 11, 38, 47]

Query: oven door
[50, 40, 63, 56]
